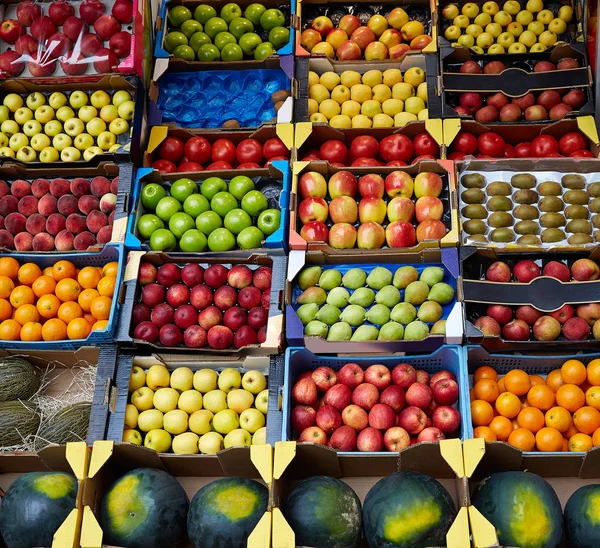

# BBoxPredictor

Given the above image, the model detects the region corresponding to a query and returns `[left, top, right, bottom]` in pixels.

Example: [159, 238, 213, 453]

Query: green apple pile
[138, 175, 281, 252]
[125, 363, 268, 454]
[0, 90, 134, 163]
[164, 2, 289, 61]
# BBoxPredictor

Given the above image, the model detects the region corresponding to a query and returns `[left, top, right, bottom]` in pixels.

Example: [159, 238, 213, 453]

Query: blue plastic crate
[125, 161, 290, 253]
[279, 345, 469, 454]
[0, 243, 125, 350]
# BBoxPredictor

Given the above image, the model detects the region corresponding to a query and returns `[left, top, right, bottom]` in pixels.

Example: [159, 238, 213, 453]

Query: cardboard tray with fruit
[0, 161, 131, 253]
[115, 250, 285, 355]
[154, 0, 295, 78]
[286, 247, 464, 353]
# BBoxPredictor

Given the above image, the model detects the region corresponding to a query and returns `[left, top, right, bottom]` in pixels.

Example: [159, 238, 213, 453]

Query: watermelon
[565, 484, 600, 548]
[283, 476, 362, 548]
[0, 471, 77, 548]
[362, 471, 455, 548]
[100, 468, 189, 548]
[187, 477, 268, 548]
[472, 471, 562, 548]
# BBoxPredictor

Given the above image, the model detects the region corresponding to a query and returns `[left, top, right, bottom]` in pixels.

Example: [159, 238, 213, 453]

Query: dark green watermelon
[472, 471, 562, 548]
[0, 471, 77, 548]
[100, 467, 189, 548]
[565, 484, 600, 548]
[363, 471, 455, 548]
[283, 476, 362, 548]
[187, 477, 268, 548]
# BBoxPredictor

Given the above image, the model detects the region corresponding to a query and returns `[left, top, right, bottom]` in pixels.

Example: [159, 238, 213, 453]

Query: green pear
[417, 301, 443, 323]
[375, 285, 401, 308]
[393, 266, 419, 289]
[342, 268, 367, 289]
[351, 325, 379, 341]
[366, 304, 390, 326]
[297, 303, 319, 325]
[404, 281, 430, 306]
[297, 286, 326, 305]
[304, 320, 329, 338]
[339, 304, 366, 326]
[404, 321, 430, 340]
[327, 322, 352, 341]
[431, 320, 446, 335]
[319, 269, 342, 291]
[327, 287, 350, 308]
[349, 287, 375, 308]
[298, 266, 322, 290]
[366, 267, 393, 290]
[391, 302, 417, 324]
[420, 266, 445, 287]
[378, 322, 405, 341]
[315, 304, 341, 326]
[428, 282, 455, 305]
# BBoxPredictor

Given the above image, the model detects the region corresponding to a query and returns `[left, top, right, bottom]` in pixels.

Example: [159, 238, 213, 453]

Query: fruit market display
[0, 256, 117, 342]
[151, 134, 290, 173]
[0, 89, 134, 162]
[470, 360, 600, 451]
[0, 174, 119, 251]
[460, 170, 600, 245]
[124, 363, 268, 453]
[290, 360, 461, 450]
[307, 67, 429, 128]
[133, 261, 271, 349]
[163, 3, 290, 61]
[137, 175, 281, 252]
[294, 265, 454, 341]
[296, 169, 449, 249]
[300, 7, 432, 60]
[0, 0, 134, 77]
[441, 0, 574, 53]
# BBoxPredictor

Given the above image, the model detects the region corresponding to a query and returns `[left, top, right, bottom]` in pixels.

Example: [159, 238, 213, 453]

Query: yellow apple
[193, 369, 218, 392]
[508, 42, 527, 52]
[392, 83, 415, 101]
[309, 83, 330, 104]
[516, 10, 533, 25]
[240, 408, 265, 433]
[474, 13, 492, 27]
[224, 429, 251, 448]
[125, 404, 139, 429]
[144, 429, 171, 453]
[198, 432, 224, 454]
[227, 389, 254, 413]
[310, 113, 328, 123]
[331, 85, 350, 104]
[417, 82, 428, 103]
[373, 113, 394, 128]
[418, 109, 429, 120]
[122, 429, 142, 445]
[394, 112, 418, 127]
[138, 409, 164, 432]
[350, 84, 372, 104]
[482, 1, 500, 15]
[372, 84, 392, 103]
[330, 115, 352, 128]
[352, 115, 372, 128]
[444, 25, 462, 40]
[189, 409, 214, 435]
[361, 100, 382, 118]
[178, 390, 203, 413]
[163, 409, 189, 435]
[255, 389, 268, 415]
[129, 365, 146, 392]
[404, 97, 425, 115]
[340, 70, 362, 88]
[319, 98, 341, 119]
[383, 69, 402, 87]
[320, 71, 341, 91]
[530, 42, 546, 51]
[362, 69, 383, 87]
[403, 67, 425, 87]
[308, 70, 319, 87]
[218, 368, 242, 393]
[170, 367, 193, 391]
[213, 409, 239, 434]
[153, 387, 180, 413]
[146, 365, 170, 390]
[488, 43, 505, 53]
[172, 432, 199, 454]
[252, 427, 267, 445]
[526, 0, 543, 13]
[341, 100, 361, 118]
[308, 98, 318, 117]
[131, 386, 154, 411]
[382, 98, 404, 117]
[203, 389, 228, 413]
[519, 29, 537, 46]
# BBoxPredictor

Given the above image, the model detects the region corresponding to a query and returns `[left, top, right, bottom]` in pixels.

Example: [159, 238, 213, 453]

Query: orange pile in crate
[0, 257, 117, 342]
[471, 360, 600, 452]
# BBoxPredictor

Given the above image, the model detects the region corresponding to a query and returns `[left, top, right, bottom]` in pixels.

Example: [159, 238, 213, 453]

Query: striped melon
[0, 358, 40, 402]
[0, 400, 40, 446]
[36, 402, 92, 449]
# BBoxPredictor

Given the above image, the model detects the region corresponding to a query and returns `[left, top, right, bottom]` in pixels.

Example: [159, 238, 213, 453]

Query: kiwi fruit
[561, 174, 586, 189]
[589, 198, 600, 213]
[461, 173, 486, 188]
[517, 235, 541, 245]
[488, 212, 513, 228]
[462, 205, 487, 219]
[463, 219, 487, 235]
[564, 190, 589, 205]
[514, 189, 539, 205]
[514, 220, 539, 235]
[538, 181, 562, 196]
[222, 119, 240, 128]
[589, 182, 600, 197]
[566, 219, 592, 234]
[540, 213, 566, 228]
[541, 228, 566, 243]
[593, 214, 600, 229]
[272, 90, 291, 104]
[514, 205, 539, 220]
[486, 181, 512, 196]
[462, 188, 485, 204]
[487, 196, 512, 211]
[539, 196, 564, 212]
[466, 234, 488, 244]
[274, 101, 285, 112]
[568, 233, 594, 244]
[565, 205, 589, 219]
[511, 173, 536, 189]
[490, 228, 515, 242]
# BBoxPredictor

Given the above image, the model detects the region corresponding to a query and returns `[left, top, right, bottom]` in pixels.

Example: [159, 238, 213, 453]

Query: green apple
[30, 133, 50, 151]
[255, 389, 268, 414]
[260, 8, 285, 30]
[123, 429, 142, 445]
[239, 32, 262, 55]
[229, 16, 254, 39]
[112, 90, 132, 107]
[254, 42, 274, 60]
[239, 408, 265, 433]
[201, 176, 228, 200]
[156, 196, 183, 221]
[257, 208, 281, 236]
[144, 429, 172, 453]
[196, 210, 222, 235]
[169, 5, 192, 26]
[189, 409, 214, 435]
[3, 93, 23, 112]
[142, 183, 167, 210]
[64, 118, 85, 136]
[205, 17, 228, 38]
[181, 19, 203, 38]
[194, 4, 217, 24]
[14, 107, 32, 125]
[129, 366, 146, 392]
[190, 31, 212, 52]
[52, 133, 72, 152]
[218, 368, 242, 392]
[100, 105, 119, 122]
[237, 226, 264, 249]
[228, 175, 254, 199]
[153, 387, 180, 412]
[138, 408, 164, 431]
[213, 408, 239, 434]
[252, 427, 266, 445]
[49, 92, 68, 109]
[268, 26, 289, 49]
[226, 389, 254, 413]
[125, 404, 139, 429]
[208, 228, 236, 251]
[242, 370, 267, 394]
[198, 431, 223, 454]
[214, 31, 237, 50]
[74, 133, 94, 150]
[171, 177, 198, 202]
[173, 44, 195, 61]
[9, 133, 28, 151]
[17, 146, 36, 162]
[165, 30, 188, 53]
[197, 43, 220, 61]
[138, 214, 164, 239]
[171, 367, 194, 391]
[221, 3, 243, 23]
[69, 91, 88, 109]
[39, 146, 59, 162]
[26, 92, 45, 110]
[172, 432, 199, 454]
[224, 428, 251, 448]
[224, 208, 252, 235]
[241, 189, 268, 216]
[180, 229, 208, 252]
[203, 389, 227, 412]
[86, 117, 106, 137]
[108, 118, 129, 135]
[210, 191, 238, 217]
[150, 229, 177, 251]
[169, 212, 195, 238]
[193, 369, 218, 392]
[245, 3, 266, 26]
[178, 390, 203, 413]
[163, 409, 189, 435]
[56, 106, 75, 122]
[183, 193, 209, 217]
[61, 147, 81, 162]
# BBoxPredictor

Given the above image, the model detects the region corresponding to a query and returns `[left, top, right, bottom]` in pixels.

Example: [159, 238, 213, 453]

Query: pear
[327, 322, 353, 341]
[393, 265, 419, 289]
[391, 302, 417, 324]
[342, 268, 367, 289]
[339, 304, 366, 326]
[327, 287, 350, 308]
[417, 301, 443, 323]
[375, 285, 401, 307]
[297, 286, 326, 305]
[404, 321, 430, 340]
[366, 267, 393, 290]
[420, 266, 445, 287]
[304, 320, 329, 338]
[349, 287, 375, 308]
[428, 282, 455, 305]
[297, 303, 319, 325]
[319, 269, 342, 291]
[431, 320, 446, 335]
[315, 304, 341, 326]
[351, 325, 379, 341]
[378, 322, 405, 341]
[366, 304, 391, 326]
[404, 281, 430, 306]
[298, 266, 322, 290]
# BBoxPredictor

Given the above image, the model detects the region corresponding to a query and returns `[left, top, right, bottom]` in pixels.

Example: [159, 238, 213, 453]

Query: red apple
[432, 379, 459, 405]
[298, 171, 327, 199]
[502, 319, 531, 340]
[383, 426, 410, 451]
[329, 425, 357, 451]
[291, 405, 316, 432]
[369, 403, 396, 430]
[312, 366, 337, 391]
[364, 364, 391, 390]
[292, 377, 318, 405]
[316, 405, 342, 435]
[432, 405, 460, 433]
[357, 427, 384, 452]
[515, 305, 544, 325]
[474, 316, 502, 336]
[406, 383, 433, 409]
[298, 197, 328, 224]
[417, 427, 445, 443]
[352, 383, 379, 410]
[392, 364, 416, 388]
[486, 304, 513, 326]
[338, 363, 364, 389]
[298, 426, 327, 445]
[514, 260, 540, 283]
[380, 385, 405, 413]
[324, 384, 352, 411]
[398, 406, 427, 435]
[342, 404, 369, 430]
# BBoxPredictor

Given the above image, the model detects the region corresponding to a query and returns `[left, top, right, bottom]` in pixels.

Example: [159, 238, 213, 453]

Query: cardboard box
[271, 440, 470, 547]
[286, 247, 464, 353]
[289, 159, 459, 254]
[80, 441, 273, 548]
[115, 250, 285, 355]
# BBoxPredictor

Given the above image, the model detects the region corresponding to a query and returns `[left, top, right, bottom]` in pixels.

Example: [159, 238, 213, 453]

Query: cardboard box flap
[271, 508, 294, 547]
[468, 505, 499, 548]
[463, 438, 486, 479]
[248, 511, 272, 548]
[65, 441, 89, 481]
[88, 440, 165, 479]
[52, 508, 79, 548]
[447, 507, 470, 548]
[80, 506, 103, 548]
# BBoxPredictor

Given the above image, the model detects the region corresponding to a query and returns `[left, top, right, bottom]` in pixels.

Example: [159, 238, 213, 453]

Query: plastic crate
[279, 345, 469, 453]
[0, 243, 125, 349]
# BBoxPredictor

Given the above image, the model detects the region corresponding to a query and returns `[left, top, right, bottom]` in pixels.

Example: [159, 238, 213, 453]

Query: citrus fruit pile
[0, 256, 117, 342]
[471, 359, 600, 452]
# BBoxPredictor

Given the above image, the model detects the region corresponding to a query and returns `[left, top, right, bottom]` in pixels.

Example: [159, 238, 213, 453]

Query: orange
[521, 399, 529, 409]
[489, 416, 513, 441]
[473, 379, 500, 403]
[17, 262, 42, 286]
[0, 257, 19, 279]
[530, 375, 546, 386]
[573, 406, 600, 435]
[545, 406, 572, 433]
[0, 298, 12, 321]
[473, 366, 498, 384]
[43, 266, 54, 278]
[90, 296, 112, 320]
[92, 320, 108, 331]
[562, 438, 569, 452]
[586, 386, 600, 410]
[556, 384, 586, 413]
[517, 407, 545, 433]
[569, 432, 593, 452]
[20, 321, 42, 341]
[0, 275, 15, 299]
[97, 275, 116, 297]
[9, 285, 35, 308]
[565, 423, 580, 440]
[561, 359, 587, 385]
[77, 266, 102, 289]
[41, 318, 67, 341]
[474, 426, 497, 442]
[546, 369, 565, 392]
[52, 260, 76, 281]
[587, 359, 600, 386]
[504, 369, 531, 396]
[471, 400, 494, 426]
[526, 384, 556, 411]
[593, 428, 600, 447]
[497, 377, 506, 393]
[32, 275, 56, 298]
[55, 278, 81, 302]
[37, 294, 60, 319]
[67, 317, 91, 340]
[83, 313, 96, 324]
[103, 261, 118, 277]
[508, 428, 535, 451]
[495, 392, 521, 418]
[78, 288, 100, 312]
[535, 426, 564, 452]
[58, 302, 83, 324]
[469, 388, 475, 402]
[13, 304, 40, 326]
[0, 319, 20, 340]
